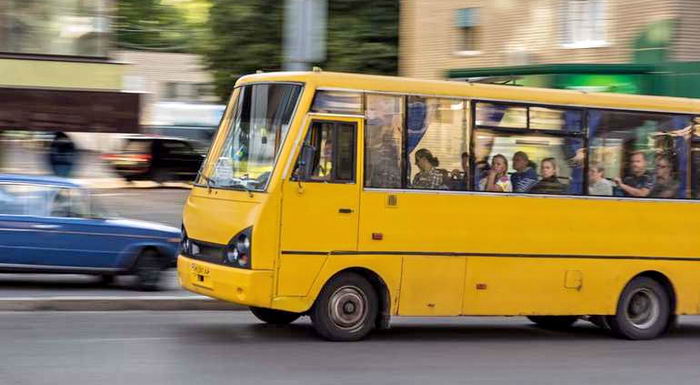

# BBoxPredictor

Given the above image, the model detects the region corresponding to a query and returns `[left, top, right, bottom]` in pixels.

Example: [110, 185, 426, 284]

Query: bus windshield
[201, 83, 302, 191]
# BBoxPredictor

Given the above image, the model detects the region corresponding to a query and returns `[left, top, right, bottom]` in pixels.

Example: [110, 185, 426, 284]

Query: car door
[0, 183, 61, 267]
[41, 187, 127, 269]
[277, 116, 362, 296]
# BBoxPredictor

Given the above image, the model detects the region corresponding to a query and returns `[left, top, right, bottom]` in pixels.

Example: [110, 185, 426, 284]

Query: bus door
[278, 116, 362, 296]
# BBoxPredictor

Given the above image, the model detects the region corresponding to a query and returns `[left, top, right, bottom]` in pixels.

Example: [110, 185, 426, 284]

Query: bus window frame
[291, 119, 358, 185]
[193, 81, 306, 193]
[470, 99, 587, 195]
[314, 87, 697, 201]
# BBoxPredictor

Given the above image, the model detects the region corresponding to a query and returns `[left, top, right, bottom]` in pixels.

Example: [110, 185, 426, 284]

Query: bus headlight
[180, 227, 191, 256]
[225, 227, 252, 269]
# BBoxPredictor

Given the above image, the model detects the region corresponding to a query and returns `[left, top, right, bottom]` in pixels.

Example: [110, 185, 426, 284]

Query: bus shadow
[180, 318, 700, 343]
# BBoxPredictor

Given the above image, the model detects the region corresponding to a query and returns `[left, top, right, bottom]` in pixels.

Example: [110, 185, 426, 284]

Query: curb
[0, 296, 247, 311]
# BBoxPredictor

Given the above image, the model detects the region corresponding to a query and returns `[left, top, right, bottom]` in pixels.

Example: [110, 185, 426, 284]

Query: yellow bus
[178, 70, 700, 341]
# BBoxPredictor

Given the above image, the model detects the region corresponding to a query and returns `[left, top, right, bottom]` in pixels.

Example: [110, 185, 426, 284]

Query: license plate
[190, 262, 213, 289]
[190, 262, 210, 275]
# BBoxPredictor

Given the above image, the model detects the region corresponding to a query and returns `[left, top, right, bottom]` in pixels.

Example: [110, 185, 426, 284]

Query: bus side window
[293, 121, 356, 183]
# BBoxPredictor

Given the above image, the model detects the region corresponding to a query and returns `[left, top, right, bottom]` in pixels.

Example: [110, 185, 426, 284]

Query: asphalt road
[1, 312, 700, 385]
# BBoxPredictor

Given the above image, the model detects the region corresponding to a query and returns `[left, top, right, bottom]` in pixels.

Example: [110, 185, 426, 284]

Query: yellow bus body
[178, 71, 700, 322]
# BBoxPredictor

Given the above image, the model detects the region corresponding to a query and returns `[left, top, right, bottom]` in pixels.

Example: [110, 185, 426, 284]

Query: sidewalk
[0, 273, 244, 311]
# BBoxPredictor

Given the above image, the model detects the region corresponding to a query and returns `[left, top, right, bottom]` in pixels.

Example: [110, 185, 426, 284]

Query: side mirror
[297, 144, 317, 181]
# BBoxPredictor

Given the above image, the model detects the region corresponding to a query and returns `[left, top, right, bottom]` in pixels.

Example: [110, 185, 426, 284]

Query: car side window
[0, 184, 57, 216]
[162, 141, 192, 156]
[48, 188, 90, 218]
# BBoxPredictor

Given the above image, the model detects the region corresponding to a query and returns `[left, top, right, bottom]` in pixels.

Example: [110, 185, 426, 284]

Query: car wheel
[527, 316, 579, 329]
[98, 274, 115, 286]
[250, 307, 301, 325]
[152, 169, 170, 185]
[310, 272, 378, 341]
[133, 249, 164, 291]
[606, 277, 671, 340]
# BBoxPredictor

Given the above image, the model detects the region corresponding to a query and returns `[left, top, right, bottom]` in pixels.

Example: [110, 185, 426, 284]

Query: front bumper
[177, 255, 273, 307]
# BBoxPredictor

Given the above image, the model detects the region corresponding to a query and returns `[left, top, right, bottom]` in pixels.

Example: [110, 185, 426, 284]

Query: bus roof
[236, 71, 700, 115]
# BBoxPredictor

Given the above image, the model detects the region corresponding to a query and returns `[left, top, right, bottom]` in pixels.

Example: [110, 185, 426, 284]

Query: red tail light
[131, 154, 152, 162]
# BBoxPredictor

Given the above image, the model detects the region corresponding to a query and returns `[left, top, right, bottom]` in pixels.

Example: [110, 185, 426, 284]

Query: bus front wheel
[249, 307, 301, 325]
[310, 272, 378, 341]
[607, 276, 671, 340]
[527, 316, 578, 329]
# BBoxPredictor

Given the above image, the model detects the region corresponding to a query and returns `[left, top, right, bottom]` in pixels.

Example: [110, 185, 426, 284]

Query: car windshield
[199, 83, 302, 191]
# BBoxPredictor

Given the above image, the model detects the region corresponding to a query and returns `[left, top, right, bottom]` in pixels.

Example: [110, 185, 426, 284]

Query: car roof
[123, 135, 199, 143]
[0, 174, 82, 188]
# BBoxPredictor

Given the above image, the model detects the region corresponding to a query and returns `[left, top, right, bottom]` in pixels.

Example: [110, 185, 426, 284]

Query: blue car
[0, 174, 181, 290]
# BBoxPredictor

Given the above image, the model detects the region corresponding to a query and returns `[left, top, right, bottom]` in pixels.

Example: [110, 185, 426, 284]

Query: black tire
[152, 169, 170, 185]
[310, 272, 378, 341]
[527, 316, 579, 329]
[133, 249, 164, 291]
[98, 274, 115, 286]
[606, 276, 671, 340]
[250, 307, 301, 325]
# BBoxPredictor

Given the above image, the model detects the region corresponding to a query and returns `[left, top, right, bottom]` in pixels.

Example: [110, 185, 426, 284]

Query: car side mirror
[297, 144, 317, 181]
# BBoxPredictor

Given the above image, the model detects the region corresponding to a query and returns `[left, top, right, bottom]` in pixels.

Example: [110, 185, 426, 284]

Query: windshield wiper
[196, 170, 214, 191]
[232, 180, 254, 198]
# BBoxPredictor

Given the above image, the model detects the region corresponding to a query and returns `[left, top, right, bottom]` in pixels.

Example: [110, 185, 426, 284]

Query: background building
[117, 50, 220, 126]
[400, 0, 700, 97]
[0, 0, 139, 136]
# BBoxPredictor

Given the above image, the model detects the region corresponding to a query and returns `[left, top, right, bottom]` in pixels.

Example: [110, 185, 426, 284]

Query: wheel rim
[624, 288, 660, 330]
[327, 285, 368, 332]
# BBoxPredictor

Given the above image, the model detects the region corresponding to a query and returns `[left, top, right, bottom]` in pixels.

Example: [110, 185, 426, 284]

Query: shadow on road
[174, 316, 700, 344]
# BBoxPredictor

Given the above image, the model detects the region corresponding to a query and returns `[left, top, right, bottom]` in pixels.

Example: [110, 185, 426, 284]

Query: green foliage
[203, 0, 399, 101]
[116, 0, 203, 52]
[205, 0, 285, 99]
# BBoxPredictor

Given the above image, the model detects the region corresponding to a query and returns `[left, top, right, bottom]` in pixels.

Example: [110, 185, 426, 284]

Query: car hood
[105, 218, 180, 237]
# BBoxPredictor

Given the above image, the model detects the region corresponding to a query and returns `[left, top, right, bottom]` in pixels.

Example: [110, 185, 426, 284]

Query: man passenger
[510, 151, 538, 192]
[588, 161, 613, 196]
[448, 152, 470, 190]
[614, 151, 653, 197]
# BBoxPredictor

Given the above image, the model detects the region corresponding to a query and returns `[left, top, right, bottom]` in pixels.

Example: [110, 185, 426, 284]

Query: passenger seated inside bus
[412, 148, 447, 190]
[478, 154, 512, 192]
[510, 151, 538, 192]
[448, 152, 470, 191]
[529, 157, 566, 195]
[613, 151, 653, 197]
[587, 161, 614, 196]
[649, 154, 679, 198]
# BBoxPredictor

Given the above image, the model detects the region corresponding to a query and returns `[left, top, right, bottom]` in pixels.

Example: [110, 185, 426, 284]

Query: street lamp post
[283, 0, 327, 71]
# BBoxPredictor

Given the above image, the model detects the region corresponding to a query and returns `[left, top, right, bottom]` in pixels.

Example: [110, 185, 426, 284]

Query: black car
[103, 136, 207, 183]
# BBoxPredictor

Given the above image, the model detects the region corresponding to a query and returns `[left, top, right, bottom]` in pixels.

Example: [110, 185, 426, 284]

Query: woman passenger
[479, 154, 512, 192]
[529, 158, 566, 195]
[412, 148, 447, 189]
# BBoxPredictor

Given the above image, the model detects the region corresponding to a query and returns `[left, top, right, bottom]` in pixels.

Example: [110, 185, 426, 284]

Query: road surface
[1, 312, 699, 385]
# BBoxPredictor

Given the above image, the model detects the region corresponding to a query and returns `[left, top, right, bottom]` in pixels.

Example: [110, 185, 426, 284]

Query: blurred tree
[325, 0, 398, 76]
[203, 0, 398, 101]
[205, 0, 284, 99]
[116, 0, 205, 52]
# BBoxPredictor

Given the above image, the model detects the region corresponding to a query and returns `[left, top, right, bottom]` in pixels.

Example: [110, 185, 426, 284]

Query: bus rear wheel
[607, 276, 671, 340]
[249, 307, 301, 325]
[527, 316, 578, 329]
[310, 272, 378, 341]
